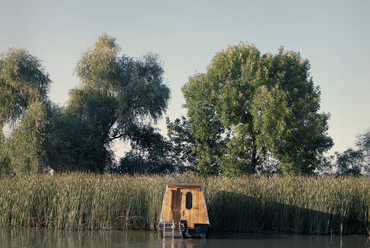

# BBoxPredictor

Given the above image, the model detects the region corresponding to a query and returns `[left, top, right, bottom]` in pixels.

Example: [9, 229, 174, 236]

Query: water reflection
[0, 228, 161, 248]
[161, 239, 198, 248]
[1, 228, 370, 248]
[161, 234, 370, 248]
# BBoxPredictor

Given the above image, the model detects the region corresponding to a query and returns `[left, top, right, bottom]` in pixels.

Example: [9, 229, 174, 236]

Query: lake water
[1, 227, 370, 248]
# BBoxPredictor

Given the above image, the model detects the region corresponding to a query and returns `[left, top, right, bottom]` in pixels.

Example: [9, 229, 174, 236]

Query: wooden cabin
[158, 183, 210, 238]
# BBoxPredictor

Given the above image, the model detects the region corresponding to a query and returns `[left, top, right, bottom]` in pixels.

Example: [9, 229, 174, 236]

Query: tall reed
[203, 175, 370, 235]
[0, 173, 369, 234]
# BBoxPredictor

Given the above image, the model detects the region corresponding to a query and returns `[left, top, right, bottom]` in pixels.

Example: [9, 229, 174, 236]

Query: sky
[1, 0, 369, 158]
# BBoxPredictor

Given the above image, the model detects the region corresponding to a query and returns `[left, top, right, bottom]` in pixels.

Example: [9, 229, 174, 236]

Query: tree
[46, 88, 116, 172]
[335, 148, 363, 176]
[166, 116, 198, 172]
[74, 33, 170, 128]
[182, 43, 333, 175]
[356, 128, 370, 171]
[47, 33, 171, 172]
[0, 34, 171, 175]
[0, 48, 51, 126]
[117, 124, 175, 174]
[332, 128, 370, 176]
[2, 100, 51, 174]
[0, 48, 51, 175]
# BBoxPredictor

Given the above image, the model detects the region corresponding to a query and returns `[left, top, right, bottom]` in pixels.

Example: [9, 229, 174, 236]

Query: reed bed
[0, 173, 370, 234]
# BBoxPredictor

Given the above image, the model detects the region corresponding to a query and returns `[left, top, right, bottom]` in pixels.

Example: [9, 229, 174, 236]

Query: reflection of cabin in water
[158, 183, 210, 239]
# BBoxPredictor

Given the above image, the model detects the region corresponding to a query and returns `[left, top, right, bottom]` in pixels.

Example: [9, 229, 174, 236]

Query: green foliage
[74, 33, 170, 126]
[117, 124, 175, 174]
[0, 48, 51, 125]
[0, 34, 171, 175]
[335, 149, 363, 176]
[332, 128, 370, 176]
[252, 49, 333, 174]
[356, 128, 370, 170]
[46, 88, 117, 172]
[53, 33, 171, 173]
[166, 116, 197, 173]
[182, 43, 333, 175]
[0, 48, 52, 176]
[2, 101, 50, 175]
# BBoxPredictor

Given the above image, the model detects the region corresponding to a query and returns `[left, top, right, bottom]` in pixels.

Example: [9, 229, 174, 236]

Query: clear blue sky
[1, 0, 369, 158]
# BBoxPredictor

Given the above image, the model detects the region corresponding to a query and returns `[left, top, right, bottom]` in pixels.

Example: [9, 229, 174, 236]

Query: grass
[0, 173, 370, 234]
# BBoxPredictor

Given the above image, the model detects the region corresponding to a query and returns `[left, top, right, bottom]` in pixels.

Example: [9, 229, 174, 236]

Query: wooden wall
[162, 186, 208, 228]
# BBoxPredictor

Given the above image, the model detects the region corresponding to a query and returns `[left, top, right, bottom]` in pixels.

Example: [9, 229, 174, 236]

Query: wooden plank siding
[161, 184, 209, 228]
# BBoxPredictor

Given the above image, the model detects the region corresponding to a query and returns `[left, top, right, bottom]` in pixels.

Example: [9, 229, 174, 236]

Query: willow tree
[74, 33, 170, 127]
[0, 48, 52, 175]
[49, 33, 171, 172]
[2, 101, 51, 174]
[182, 43, 332, 175]
[0, 48, 51, 126]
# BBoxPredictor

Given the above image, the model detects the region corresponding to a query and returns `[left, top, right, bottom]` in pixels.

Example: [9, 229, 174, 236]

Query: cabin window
[186, 192, 192, 209]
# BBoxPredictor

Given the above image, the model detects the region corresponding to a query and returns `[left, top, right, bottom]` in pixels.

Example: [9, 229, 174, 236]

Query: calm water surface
[1, 227, 370, 248]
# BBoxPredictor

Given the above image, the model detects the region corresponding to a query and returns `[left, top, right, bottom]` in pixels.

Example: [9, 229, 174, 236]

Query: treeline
[1, 173, 370, 235]
[0, 34, 172, 176]
[0, 33, 369, 176]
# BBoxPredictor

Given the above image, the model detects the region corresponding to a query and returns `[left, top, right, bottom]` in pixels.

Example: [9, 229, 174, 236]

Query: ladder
[162, 219, 175, 239]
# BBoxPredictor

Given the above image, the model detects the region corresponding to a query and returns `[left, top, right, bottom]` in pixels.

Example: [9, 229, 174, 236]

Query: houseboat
[158, 183, 210, 239]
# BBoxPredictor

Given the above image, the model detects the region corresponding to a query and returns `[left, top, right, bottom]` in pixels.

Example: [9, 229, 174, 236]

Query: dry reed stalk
[0, 173, 369, 234]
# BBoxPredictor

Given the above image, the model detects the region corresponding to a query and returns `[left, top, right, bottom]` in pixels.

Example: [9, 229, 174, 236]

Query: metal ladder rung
[163, 219, 175, 239]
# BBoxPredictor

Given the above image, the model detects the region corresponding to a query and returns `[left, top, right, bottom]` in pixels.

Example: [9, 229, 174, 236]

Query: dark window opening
[186, 192, 192, 209]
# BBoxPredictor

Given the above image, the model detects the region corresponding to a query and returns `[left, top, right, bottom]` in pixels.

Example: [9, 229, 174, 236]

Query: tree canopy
[47, 33, 171, 172]
[1, 37, 343, 176]
[0, 48, 51, 125]
[332, 128, 370, 176]
[182, 43, 333, 175]
[0, 48, 52, 175]
[1, 34, 172, 175]
[166, 116, 198, 173]
[74, 33, 170, 127]
[1, 101, 51, 174]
